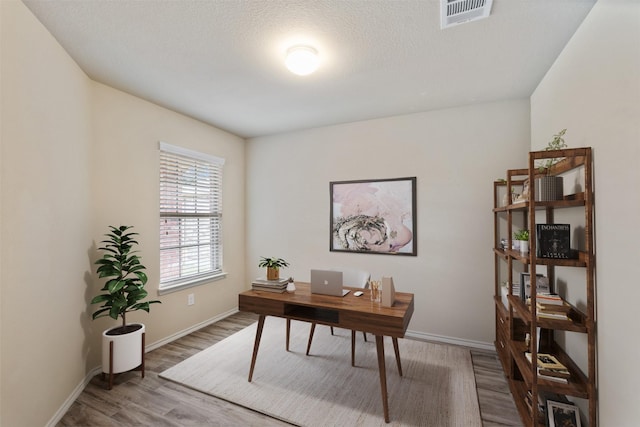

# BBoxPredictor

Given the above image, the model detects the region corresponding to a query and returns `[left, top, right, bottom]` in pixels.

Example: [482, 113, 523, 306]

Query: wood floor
[57, 312, 521, 426]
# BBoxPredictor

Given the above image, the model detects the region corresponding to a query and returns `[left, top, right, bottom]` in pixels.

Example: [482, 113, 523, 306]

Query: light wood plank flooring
[57, 312, 521, 426]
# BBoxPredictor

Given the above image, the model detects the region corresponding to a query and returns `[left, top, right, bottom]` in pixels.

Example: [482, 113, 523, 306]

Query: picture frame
[330, 177, 417, 256]
[547, 400, 581, 427]
[519, 272, 549, 301]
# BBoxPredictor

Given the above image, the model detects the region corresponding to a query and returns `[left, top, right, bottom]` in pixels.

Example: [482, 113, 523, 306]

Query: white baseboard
[405, 330, 496, 352]
[47, 307, 240, 427]
[146, 307, 239, 351]
[46, 366, 102, 427]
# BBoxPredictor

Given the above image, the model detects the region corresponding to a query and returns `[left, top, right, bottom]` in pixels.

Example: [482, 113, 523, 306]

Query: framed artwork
[547, 400, 581, 427]
[330, 177, 416, 256]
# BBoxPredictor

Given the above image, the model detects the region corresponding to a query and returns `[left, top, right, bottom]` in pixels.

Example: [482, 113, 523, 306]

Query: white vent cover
[441, 0, 493, 29]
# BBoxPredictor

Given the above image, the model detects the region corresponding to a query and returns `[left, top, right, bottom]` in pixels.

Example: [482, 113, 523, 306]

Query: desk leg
[286, 319, 291, 351]
[351, 330, 356, 367]
[248, 315, 265, 382]
[375, 335, 390, 423]
[305, 323, 316, 356]
[392, 337, 403, 377]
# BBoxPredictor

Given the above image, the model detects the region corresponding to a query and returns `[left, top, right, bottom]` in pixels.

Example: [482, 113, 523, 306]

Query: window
[159, 142, 225, 291]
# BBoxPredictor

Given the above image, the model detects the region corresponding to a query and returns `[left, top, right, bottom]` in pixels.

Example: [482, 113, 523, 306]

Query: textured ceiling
[23, 0, 596, 138]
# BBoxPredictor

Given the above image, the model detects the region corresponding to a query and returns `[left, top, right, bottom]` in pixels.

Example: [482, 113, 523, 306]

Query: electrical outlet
[187, 293, 195, 306]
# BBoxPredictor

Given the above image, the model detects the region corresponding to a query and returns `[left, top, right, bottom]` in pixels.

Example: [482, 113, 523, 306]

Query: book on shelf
[537, 293, 564, 305]
[536, 299, 572, 320]
[525, 294, 573, 320]
[520, 273, 550, 301]
[525, 352, 571, 383]
[538, 368, 571, 379]
[537, 303, 571, 314]
[537, 312, 569, 320]
[526, 295, 568, 308]
[525, 352, 568, 371]
[536, 224, 572, 259]
[538, 373, 569, 384]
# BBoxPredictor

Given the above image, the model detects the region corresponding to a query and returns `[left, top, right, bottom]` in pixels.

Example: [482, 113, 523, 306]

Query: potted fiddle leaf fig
[91, 225, 161, 388]
[258, 256, 290, 280]
[535, 129, 567, 201]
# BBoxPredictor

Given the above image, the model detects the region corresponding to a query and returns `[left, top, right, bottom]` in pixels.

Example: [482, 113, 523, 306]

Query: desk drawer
[239, 294, 285, 316]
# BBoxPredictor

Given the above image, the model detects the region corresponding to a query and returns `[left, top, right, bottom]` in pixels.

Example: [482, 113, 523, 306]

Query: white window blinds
[159, 142, 225, 288]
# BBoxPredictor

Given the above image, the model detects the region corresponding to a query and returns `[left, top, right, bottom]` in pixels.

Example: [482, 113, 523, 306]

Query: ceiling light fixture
[285, 45, 319, 76]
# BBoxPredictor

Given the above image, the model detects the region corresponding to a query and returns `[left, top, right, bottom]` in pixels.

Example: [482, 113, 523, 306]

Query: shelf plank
[495, 193, 586, 213]
[493, 248, 508, 260]
[500, 248, 587, 267]
[506, 296, 588, 333]
[509, 341, 590, 399]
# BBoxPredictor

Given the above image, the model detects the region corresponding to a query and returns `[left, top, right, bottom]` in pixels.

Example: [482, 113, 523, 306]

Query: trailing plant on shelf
[258, 256, 290, 280]
[537, 129, 568, 174]
[91, 225, 161, 333]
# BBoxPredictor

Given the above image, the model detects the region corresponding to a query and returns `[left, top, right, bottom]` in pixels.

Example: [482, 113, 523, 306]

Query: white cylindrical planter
[102, 323, 144, 374]
[519, 240, 529, 255]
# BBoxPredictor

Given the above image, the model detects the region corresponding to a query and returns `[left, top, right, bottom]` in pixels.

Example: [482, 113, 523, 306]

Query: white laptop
[310, 269, 350, 297]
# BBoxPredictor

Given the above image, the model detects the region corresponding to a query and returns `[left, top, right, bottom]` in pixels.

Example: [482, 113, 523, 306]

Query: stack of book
[525, 352, 571, 384]
[251, 277, 290, 293]
[535, 293, 571, 320]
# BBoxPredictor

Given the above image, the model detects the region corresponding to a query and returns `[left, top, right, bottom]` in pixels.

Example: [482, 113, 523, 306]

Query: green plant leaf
[92, 307, 111, 319]
[107, 279, 126, 294]
[90, 294, 110, 304]
[90, 225, 159, 323]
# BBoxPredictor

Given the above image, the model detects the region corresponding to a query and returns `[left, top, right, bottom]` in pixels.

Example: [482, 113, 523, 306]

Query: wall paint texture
[246, 100, 530, 346]
[90, 82, 246, 352]
[1, 1, 93, 426]
[531, 0, 640, 424]
[1, 2, 246, 426]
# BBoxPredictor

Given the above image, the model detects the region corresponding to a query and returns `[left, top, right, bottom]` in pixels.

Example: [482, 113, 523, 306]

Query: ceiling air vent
[441, 0, 493, 29]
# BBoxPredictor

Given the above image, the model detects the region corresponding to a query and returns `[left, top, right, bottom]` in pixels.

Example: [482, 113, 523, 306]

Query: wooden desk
[238, 282, 414, 423]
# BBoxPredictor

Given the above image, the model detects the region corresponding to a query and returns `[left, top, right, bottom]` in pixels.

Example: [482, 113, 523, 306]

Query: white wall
[1, 2, 93, 426]
[90, 82, 246, 351]
[1, 2, 247, 426]
[247, 100, 530, 345]
[530, 0, 640, 425]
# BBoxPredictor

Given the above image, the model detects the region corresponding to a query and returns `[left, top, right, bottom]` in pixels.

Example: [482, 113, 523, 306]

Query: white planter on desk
[519, 240, 529, 255]
[102, 323, 145, 374]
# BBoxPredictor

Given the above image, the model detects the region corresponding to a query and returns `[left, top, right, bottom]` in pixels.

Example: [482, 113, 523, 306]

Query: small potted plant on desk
[90, 225, 161, 389]
[514, 229, 530, 255]
[258, 256, 290, 280]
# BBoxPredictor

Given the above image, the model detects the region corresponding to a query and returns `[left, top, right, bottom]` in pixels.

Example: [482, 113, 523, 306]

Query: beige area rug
[160, 317, 481, 427]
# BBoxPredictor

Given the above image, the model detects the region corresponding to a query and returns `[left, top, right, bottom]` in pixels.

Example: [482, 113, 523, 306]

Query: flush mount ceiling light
[285, 45, 319, 76]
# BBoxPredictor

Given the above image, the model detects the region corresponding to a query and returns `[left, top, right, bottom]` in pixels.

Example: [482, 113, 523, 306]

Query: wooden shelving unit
[493, 147, 596, 426]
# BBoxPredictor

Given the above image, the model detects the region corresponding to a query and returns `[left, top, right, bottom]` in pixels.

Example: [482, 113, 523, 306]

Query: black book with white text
[536, 224, 571, 259]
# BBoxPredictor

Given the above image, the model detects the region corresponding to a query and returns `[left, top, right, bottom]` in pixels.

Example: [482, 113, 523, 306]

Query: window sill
[158, 272, 228, 296]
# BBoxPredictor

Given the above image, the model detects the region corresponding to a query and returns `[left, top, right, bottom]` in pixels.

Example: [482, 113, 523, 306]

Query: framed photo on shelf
[547, 400, 581, 427]
[519, 272, 550, 301]
[330, 177, 417, 256]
